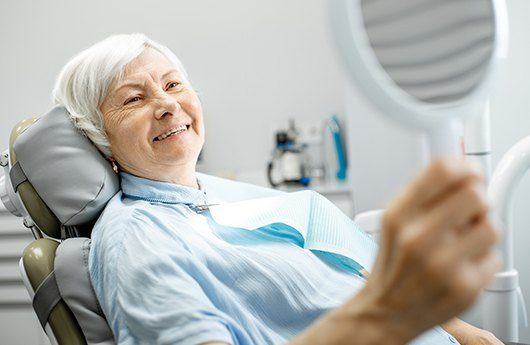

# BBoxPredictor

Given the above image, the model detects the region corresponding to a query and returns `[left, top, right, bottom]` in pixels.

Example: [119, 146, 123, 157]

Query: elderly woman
[52, 33, 502, 345]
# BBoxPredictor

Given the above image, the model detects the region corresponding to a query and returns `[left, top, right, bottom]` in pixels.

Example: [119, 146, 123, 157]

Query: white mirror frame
[329, 0, 509, 130]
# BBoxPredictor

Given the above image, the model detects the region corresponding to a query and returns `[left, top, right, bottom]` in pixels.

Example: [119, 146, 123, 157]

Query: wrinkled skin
[100, 48, 204, 188]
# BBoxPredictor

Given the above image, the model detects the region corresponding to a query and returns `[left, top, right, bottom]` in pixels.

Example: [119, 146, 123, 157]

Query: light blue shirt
[89, 173, 459, 345]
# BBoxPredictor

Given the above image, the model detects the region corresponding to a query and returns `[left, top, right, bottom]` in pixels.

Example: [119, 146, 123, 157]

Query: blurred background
[1, 0, 530, 343]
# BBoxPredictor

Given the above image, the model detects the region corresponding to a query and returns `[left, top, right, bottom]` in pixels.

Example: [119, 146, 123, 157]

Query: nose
[153, 90, 181, 120]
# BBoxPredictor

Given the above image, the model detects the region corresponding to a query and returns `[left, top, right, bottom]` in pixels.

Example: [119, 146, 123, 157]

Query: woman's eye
[124, 96, 141, 105]
[166, 82, 181, 90]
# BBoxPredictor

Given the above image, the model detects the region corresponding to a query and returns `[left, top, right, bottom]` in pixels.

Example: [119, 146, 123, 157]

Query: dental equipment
[485, 137, 530, 341]
[328, 0, 527, 342]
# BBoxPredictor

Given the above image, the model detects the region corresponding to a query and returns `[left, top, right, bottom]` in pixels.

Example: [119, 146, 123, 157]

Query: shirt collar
[120, 172, 207, 205]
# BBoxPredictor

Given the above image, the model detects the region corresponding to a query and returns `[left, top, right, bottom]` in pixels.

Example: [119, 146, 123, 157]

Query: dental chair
[0, 106, 119, 344]
[1, 105, 283, 345]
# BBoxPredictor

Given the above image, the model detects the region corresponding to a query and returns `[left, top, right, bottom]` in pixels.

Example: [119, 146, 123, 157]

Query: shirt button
[448, 335, 457, 343]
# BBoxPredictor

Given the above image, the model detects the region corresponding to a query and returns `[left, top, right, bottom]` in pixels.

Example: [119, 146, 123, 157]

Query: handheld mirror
[330, 0, 508, 157]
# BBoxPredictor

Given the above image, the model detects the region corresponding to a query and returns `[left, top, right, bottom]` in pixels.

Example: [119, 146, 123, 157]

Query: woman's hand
[291, 158, 501, 345]
[358, 157, 501, 342]
[443, 318, 504, 345]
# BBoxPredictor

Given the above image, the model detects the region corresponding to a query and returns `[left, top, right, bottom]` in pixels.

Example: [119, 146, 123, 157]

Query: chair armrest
[354, 209, 385, 242]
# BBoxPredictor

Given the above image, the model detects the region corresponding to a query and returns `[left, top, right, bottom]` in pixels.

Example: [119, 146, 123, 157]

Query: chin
[167, 150, 200, 165]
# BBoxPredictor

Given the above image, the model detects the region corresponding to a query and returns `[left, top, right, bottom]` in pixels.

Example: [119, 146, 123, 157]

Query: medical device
[329, 0, 528, 342]
[487, 138, 530, 341]
[326, 115, 348, 182]
[267, 120, 311, 187]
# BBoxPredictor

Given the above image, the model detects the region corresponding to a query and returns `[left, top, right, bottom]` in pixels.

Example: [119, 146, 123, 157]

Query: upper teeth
[156, 125, 187, 141]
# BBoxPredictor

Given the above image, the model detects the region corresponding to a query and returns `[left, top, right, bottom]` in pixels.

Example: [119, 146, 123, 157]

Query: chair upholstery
[54, 238, 114, 345]
[11, 106, 119, 237]
[7, 108, 118, 344]
[21, 239, 87, 345]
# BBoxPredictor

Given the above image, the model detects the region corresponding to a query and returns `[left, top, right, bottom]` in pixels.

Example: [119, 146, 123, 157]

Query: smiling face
[100, 48, 204, 186]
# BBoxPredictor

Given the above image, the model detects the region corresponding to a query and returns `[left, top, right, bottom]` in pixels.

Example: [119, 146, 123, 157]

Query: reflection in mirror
[361, 0, 495, 105]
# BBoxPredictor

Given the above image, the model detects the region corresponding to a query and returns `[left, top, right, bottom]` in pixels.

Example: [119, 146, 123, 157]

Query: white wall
[344, 80, 427, 213]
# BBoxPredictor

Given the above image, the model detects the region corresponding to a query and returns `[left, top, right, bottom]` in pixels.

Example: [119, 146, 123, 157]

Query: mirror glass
[360, 0, 495, 105]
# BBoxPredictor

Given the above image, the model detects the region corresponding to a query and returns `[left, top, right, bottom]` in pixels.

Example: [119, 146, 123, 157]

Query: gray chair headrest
[13, 106, 119, 230]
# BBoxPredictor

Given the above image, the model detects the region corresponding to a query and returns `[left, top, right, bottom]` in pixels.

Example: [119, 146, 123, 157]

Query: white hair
[52, 33, 190, 157]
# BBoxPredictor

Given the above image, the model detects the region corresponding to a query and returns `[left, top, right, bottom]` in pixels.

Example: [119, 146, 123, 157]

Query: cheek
[183, 93, 203, 118]
[191, 101, 205, 135]
[190, 96, 202, 112]
[105, 110, 147, 152]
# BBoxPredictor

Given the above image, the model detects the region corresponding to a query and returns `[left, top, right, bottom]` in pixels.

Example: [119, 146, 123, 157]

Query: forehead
[120, 47, 181, 82]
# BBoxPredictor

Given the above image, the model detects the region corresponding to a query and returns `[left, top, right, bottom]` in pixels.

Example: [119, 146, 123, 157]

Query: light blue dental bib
[205, 189, 378, 274]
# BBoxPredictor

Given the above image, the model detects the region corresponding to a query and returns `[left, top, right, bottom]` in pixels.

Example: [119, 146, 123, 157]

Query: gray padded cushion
[13, 106, 119, 226]
[55, 238, 115, 345]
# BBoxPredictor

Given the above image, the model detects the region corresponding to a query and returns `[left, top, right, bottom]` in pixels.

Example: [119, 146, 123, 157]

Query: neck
[122, 163, 199, 189]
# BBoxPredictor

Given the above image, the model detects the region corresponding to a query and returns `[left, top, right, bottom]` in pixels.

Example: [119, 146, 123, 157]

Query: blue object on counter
[329, 115, 347, 181]
[299, 176, 311, 186]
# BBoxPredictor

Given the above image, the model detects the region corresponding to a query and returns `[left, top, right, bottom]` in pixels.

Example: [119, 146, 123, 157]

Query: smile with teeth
[154, 124, 190, 141]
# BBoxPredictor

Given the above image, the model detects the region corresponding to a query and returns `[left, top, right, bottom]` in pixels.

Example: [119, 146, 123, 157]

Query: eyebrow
[113, 70, 180, 94]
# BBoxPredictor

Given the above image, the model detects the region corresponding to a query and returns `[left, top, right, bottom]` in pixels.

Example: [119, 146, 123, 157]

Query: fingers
[479, 253, 502, 282]
[368, 159, 500, 338]
[432, 251, 501, 314]
[421, 180, 489, 235]
[460, 252, 501, 298]
[455, 217, 499, 260]
[383, 179, 490, 261]
[379, 159, 484, 268]
[385, 158, 483, 226]
[444, 219, 500, 301]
